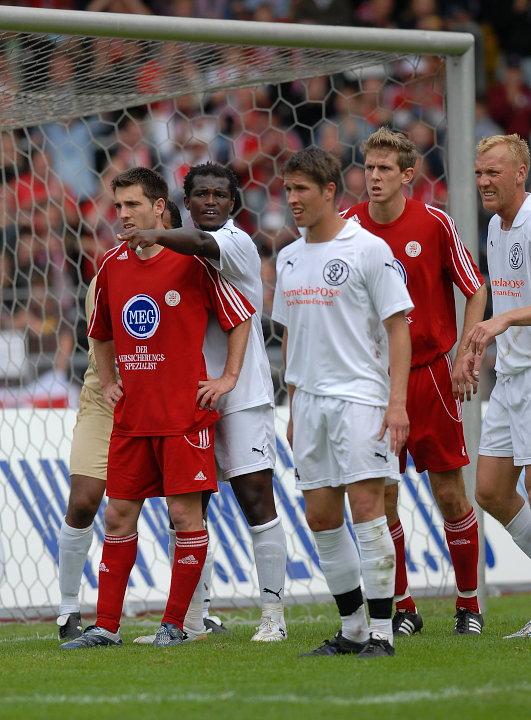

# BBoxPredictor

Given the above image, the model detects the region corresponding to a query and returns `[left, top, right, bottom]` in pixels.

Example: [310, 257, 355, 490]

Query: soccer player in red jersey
[56, 200, 183, 643]
[61, 168, 254, 649]
[343, 127, 487, 635]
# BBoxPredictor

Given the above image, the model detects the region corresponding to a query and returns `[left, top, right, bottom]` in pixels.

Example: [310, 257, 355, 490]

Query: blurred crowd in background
[0, 0, 529, 406]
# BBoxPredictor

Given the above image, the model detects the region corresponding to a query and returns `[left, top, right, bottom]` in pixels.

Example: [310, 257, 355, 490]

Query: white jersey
[487, 193, 531, 375]
[272, 219, 413, 407]
[204, 218, 274, 414]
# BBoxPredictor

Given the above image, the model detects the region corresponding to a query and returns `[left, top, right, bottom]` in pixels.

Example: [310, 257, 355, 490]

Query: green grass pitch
[0, 595, 529, 720]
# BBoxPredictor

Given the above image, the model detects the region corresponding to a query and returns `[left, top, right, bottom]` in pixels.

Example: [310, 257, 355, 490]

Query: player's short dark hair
[363, 127, 418, 171]
[283, 147, 343, 197]
[111, 167, 168, 204]
[165, 199, 182, 229]
[183, 162, 239, 200]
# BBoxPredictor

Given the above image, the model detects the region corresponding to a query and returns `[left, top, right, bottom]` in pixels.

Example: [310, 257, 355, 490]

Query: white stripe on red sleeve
[98, 242, 127, 274]
[219, 274, 249, 319]
[425, 205, 482, 294]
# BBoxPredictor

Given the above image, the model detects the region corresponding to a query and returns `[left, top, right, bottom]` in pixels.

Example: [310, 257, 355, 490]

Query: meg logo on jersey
[122, 294, 160, 339]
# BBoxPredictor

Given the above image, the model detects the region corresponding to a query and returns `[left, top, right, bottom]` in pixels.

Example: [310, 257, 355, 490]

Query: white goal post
[0, 6, 508, 620]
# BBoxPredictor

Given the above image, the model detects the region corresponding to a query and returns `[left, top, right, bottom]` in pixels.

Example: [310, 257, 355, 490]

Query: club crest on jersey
[509, 242, 523, 270]
[122, 294, 160, 339]
[165, 290, 181, 307]
[405, 240, 422, 257]
[323, 258, 349, 286]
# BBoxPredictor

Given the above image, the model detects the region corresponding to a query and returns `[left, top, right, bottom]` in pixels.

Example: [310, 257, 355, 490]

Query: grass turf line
[0, 595, 529, 720]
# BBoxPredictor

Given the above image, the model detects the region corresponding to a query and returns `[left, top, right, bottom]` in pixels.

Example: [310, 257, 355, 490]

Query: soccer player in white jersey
[56, 200, 183, 641]
[272, 147, 413, 658]
[344, 128, 486, 637]
[121, 163, 288, 642]
[466, 134, 531, 639]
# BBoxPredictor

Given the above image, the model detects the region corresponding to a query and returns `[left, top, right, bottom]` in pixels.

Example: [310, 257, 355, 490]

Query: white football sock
[506, 501, 531, 559]
[313, 523, 362, 594]
[58, 520, 94, 615]
[353, 516, 395, 643]
[340, 605, 370, 644]
[313, 523, 368, 642]
[250, 516, 287, 610]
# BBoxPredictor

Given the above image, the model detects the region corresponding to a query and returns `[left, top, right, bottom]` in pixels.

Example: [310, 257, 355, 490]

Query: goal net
[0, 7, 511, 621]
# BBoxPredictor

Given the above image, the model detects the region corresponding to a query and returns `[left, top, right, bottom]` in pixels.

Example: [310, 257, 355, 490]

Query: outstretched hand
[117, 228, 158, 252]
[464, 316, 509, 381]
[465, 317, 508, 356]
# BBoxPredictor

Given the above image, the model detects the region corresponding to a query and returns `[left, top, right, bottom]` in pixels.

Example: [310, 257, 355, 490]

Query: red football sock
[444, 507, 480, 613]
[389, 520, 417, 613]
[96, 533, 138, 633]
[162, 530, 209, 629]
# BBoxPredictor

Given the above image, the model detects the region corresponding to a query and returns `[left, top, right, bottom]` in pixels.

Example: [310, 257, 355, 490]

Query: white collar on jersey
[298, 218, 361, 243]
[219, 217, 237, 232]
[510, 192, 531, 229]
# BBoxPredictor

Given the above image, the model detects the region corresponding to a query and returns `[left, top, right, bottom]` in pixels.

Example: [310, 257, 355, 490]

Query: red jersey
[88, 243, 254, 436]
[343, 199, 484, 367]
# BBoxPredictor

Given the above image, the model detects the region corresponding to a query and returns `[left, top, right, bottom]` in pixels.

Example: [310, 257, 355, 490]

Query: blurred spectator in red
[487, 57, 531, 139]
[9, 147, 78, 229]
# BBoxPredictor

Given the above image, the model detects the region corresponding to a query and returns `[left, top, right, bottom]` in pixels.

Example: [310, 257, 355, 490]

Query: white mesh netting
[0, 26, 466, 619]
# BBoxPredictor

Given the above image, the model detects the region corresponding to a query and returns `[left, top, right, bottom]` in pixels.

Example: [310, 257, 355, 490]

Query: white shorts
[479, 369, 531, 466]
[292, 389, 401, 491]
[215, 404, 276, 481]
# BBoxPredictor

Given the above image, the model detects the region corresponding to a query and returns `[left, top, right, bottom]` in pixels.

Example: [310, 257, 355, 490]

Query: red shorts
[107, 427, 217, 500]
[400, 353, 469, 474]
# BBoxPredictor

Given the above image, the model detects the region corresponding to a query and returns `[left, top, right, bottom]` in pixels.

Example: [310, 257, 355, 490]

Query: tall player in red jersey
[343, 128, 487, 635]
[61, 168, 254, 649]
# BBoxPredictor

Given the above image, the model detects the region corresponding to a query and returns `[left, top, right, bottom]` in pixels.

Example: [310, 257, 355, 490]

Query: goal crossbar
[0, 6, 473, 56]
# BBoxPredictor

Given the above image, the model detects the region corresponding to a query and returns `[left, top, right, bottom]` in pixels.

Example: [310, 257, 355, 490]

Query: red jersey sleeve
[426, 205, 484, 298]
[195, 256, 255, 330]
[87, 252, 113, 342]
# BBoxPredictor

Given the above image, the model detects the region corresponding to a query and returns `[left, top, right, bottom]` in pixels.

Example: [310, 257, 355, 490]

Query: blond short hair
[476, 134, 530, 178]
[362, 127, 418, 171]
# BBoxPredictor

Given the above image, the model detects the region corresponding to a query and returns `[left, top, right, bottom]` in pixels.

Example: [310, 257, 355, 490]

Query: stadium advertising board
[0, 408, 529, 616]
